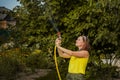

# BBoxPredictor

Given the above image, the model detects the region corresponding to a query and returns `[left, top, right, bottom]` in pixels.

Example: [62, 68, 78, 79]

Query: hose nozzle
[57, 32, 61, 40]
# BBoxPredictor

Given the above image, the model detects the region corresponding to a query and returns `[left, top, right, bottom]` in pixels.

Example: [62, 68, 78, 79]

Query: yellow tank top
[68, 56, 89, 74]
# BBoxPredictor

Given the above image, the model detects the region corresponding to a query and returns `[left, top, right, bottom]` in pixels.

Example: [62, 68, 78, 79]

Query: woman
[55, 35, 90, 80]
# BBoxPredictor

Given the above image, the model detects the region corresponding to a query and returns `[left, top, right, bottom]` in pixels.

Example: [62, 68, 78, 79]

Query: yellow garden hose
[54, 45, 62, 80]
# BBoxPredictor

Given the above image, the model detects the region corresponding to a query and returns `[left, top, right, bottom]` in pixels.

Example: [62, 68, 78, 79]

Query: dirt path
[16, 69, 51, 80]
[16, 69, 120, 80]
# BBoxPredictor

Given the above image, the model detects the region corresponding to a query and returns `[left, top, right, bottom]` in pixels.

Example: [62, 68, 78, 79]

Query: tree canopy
[14, 0, 120, 56]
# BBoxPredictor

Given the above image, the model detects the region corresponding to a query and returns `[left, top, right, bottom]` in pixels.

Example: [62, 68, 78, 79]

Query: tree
[13, 0, 120, 79]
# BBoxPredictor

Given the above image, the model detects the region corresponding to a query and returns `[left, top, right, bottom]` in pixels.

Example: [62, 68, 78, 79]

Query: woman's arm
[55, 38, 71, 58]
[56, 45, 89, 58]
[72, 50, 89, 58]
[55, 38, 89, 58]
[57, 48, 71, 58]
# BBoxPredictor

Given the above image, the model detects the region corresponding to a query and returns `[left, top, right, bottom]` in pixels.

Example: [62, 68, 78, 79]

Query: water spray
[49, 18, 61, 39]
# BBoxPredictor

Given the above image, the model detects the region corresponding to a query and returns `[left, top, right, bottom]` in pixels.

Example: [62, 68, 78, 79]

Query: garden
[0, 0, 120, 80]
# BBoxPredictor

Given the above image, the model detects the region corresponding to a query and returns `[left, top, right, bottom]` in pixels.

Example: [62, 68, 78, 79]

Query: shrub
[0, 49, 26, 80]
[25, 52, 55, 70]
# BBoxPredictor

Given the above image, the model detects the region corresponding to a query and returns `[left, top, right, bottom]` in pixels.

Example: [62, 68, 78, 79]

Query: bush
[0, 56, 23, 80]
[0, 49, 26, 80]
[86, 62, 118, 80]
[25, 52, 55, 70]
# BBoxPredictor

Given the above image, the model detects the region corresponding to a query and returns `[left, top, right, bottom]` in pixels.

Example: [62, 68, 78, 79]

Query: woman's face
[75, 36, 85, 49]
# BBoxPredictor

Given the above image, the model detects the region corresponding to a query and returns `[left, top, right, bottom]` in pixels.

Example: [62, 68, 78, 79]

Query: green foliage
[85, 55, 119, 80]
[86, 62, 117, 80]
[0, 29, 10, 45]
[0, 48, 56, 79]
[11, 0, 120, 79]
[25, 52, 55, 69]
[0, 49, 25, 80]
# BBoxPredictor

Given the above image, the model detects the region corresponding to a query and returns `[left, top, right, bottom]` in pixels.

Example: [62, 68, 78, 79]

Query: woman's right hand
[55, 38, 61, 46]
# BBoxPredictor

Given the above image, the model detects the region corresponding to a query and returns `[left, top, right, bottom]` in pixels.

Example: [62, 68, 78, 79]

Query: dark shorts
[66, 73, 85, 80]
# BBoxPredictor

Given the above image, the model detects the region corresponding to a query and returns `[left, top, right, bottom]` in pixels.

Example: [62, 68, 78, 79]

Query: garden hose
[49, 12, 62, 80]
[54, 45, 62, 80]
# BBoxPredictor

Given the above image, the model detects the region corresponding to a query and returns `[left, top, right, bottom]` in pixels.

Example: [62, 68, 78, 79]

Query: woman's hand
[55, 38, 61, 46]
